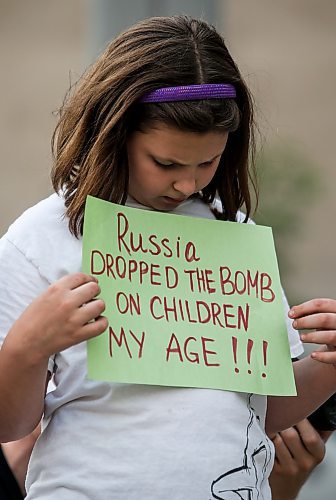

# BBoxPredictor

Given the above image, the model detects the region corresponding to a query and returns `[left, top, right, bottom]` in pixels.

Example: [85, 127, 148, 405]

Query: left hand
[289, 298, 336, 365]
[269, 419, 329, 500]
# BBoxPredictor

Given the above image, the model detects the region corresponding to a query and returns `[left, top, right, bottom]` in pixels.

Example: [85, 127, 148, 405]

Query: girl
[0, 15, 335, 499]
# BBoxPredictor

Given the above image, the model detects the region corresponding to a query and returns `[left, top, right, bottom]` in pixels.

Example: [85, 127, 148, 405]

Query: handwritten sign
[82, 196, 296, 396]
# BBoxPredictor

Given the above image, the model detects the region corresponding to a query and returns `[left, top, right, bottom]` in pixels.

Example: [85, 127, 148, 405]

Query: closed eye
[153, 156, 219, 169]
[199, 160, 215, 168]
[153, 159, 176, 169]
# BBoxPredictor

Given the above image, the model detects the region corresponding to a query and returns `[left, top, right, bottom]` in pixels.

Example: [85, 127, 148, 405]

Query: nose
[173, 175, 197, 197]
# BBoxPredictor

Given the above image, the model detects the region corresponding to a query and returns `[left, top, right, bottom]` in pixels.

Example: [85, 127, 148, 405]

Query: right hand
[6, 273, 108, 362]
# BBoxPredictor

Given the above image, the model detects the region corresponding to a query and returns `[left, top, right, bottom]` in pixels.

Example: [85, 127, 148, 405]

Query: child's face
[127, 123, 228, 211]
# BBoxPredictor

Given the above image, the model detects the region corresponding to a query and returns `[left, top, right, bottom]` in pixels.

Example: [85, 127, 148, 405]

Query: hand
[289, 298, 336, 365]
[6, 273, 108, 363]
[269, 419, 328, 500]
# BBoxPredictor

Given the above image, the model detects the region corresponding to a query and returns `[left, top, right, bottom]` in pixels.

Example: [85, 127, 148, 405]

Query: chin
[150, 202, 173, 212]
[155, 206, 175, 212]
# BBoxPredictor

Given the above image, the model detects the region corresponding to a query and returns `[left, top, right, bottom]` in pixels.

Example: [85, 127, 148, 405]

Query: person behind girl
[0, 15, 336, 499]
[269, 416, 331, 500]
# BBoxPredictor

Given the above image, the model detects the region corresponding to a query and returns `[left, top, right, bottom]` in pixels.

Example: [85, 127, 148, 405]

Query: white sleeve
[0, 236, 55, 372]
[236, 211, 303, 357]
[280, 287, 304, 358]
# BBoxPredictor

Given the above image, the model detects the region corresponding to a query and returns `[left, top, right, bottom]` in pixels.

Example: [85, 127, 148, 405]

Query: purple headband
[139, 83, 236, 103]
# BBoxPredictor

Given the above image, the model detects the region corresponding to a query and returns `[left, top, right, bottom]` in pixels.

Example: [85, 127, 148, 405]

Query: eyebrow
[152, 153, 223, 166]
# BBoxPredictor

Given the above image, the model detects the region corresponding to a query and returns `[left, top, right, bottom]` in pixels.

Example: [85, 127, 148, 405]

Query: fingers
[293, 313, 336, 331]
[75, 299, 106, 325]
[269, 421, 328, 498]
[297, 328, 336, 364]
[310, 349, 336, 364]
[289, 300, 336, 364]
[289, 298, 336, 320]
[70, 281, 102, 308]
[294, 419, 325, 462]
[272, 420, 325, 469]
[64, 278, 108, 339]
[56, 272, 98, 291]
[278, 427, 305, 461]
[300, 330, 336, 345]
[272, 433, 294, 465]
[81, 316, 109, 339]
[51, 273, 102, 308]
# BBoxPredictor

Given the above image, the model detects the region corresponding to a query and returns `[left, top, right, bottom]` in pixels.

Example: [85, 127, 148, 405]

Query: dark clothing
[0, 446, 23, 500]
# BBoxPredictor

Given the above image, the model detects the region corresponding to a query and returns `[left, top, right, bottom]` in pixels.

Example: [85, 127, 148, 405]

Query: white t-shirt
[0, 193, 303, 500]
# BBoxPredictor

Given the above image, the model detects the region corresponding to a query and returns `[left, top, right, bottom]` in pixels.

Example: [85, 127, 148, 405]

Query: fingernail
[293, 320, 297, 328]
[288, 309, 295, 318]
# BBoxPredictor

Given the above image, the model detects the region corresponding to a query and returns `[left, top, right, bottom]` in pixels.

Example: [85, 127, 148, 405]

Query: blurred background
[0, 1, 335, 497]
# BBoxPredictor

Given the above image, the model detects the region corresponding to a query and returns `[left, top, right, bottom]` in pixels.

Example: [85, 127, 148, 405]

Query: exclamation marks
[231, 337, 269, 377]
[262, 340, 268, 378]
[247, 339, 253, 374]
[232, 336, 239, 373]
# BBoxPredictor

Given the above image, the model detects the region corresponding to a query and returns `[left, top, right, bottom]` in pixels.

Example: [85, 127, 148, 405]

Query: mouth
[162, 196, 187, 205]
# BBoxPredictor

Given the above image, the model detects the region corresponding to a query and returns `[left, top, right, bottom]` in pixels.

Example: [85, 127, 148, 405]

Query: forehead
[129, 123, 228, 162]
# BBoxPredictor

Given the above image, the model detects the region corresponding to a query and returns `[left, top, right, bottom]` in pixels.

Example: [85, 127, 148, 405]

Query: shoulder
[1, 193, 81, 281]
[212, 198, 255, 225]
[5, 193, 68, 248]
[6, 193, 65, 231]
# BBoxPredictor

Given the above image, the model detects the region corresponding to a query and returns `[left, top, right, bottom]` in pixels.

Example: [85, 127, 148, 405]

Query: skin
[2, 426, 41, 495]
[0, 121, 336, 455]
[0, 273, 107, 441]
[0, 124, 229, 443]
[266, 298, 336, 434]
[290, 298, 336, 364]
[2, 296, 334, 497]
[269, 299, 336, 498]
[269, 419, 331, 500]
[127, 123, 229, 211]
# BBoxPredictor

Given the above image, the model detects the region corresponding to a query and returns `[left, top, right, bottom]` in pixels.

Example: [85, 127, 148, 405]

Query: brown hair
[51, 15, 257, 237]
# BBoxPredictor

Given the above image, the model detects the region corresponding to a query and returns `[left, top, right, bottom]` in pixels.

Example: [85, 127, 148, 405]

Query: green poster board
[82, 195, 296, 396]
